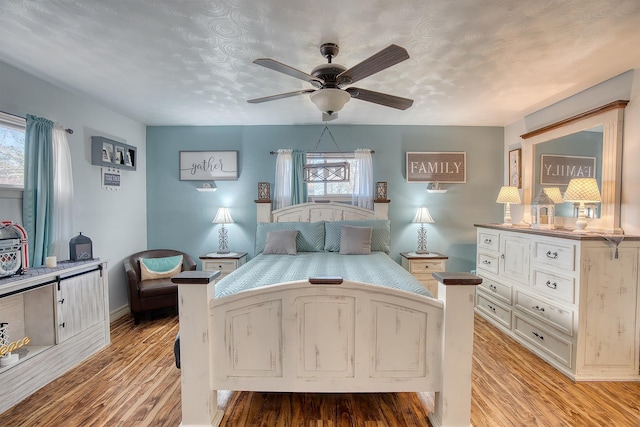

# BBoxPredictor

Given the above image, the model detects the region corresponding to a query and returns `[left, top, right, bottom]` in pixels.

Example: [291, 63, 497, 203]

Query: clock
[69, 233, 93, 261]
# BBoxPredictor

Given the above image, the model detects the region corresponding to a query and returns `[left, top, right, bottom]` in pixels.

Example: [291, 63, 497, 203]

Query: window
[306, 152, 357, 201]
[0, 112, 26, 188]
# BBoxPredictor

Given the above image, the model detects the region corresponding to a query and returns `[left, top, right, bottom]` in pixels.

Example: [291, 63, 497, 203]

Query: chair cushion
[138, 278, 178, 298]
[139, 255, 183, 280]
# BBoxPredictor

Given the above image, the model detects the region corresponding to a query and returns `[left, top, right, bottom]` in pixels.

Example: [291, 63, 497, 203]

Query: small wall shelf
[91, 136, 136, 171]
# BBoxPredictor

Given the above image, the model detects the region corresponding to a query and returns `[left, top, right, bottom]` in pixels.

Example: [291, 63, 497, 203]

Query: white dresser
[475, 224, 640, 381]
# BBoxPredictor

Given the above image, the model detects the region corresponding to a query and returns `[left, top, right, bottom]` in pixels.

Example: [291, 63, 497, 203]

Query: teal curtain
[23, 114, 54, 266]
[291, 150, 307, 205]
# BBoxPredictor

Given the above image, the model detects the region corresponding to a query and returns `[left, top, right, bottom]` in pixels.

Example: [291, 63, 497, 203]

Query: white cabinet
[200, 252, 247, 280]
[475, 225, 640, 381]
[0, 260, 110, 412]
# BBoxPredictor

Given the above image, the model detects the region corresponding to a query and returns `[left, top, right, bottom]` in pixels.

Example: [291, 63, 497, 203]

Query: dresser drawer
[532, 269, 575, 304]
[515, 290, 574, 336]
[514, 314, 572, 368]
[202, 259, 237, 273]
[477, 252, 499, 275]
[408, 259, 446, 273]
[478, 230, 500, 252]
[478, 276, 512, 305]
[533, 241, 576, 271]
[476, 291, 512, 329]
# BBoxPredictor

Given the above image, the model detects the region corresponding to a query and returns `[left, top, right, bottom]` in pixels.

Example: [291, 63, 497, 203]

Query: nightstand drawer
[202, 259, 237, 273]
[408, 260, 446, 273]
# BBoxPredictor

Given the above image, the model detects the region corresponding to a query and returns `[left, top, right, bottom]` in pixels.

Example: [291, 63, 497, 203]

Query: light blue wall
[146, 125, 504, 273]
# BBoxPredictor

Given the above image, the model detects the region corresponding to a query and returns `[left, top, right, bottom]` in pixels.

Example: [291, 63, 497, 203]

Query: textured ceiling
[1, 0, 640, 126]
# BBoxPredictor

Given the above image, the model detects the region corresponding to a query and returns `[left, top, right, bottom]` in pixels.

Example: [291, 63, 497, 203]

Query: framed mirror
[521, 100, 628, 234]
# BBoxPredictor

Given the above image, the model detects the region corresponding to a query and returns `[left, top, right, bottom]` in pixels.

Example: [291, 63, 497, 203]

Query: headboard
[256, 201, 389, 223]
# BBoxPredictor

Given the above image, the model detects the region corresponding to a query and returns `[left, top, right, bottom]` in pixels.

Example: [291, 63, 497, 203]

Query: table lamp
[496, 186, 521, 227]
[213, 207, 234, 253]
[563, 178, 601, 233]
[412, 207, 435, 254]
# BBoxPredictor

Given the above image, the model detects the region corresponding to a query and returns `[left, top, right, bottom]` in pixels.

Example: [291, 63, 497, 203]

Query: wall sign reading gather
[179, 151, 238, 181]
[406, 152, 466, 183]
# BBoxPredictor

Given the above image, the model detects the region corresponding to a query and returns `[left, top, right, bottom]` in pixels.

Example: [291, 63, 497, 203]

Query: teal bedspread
[214, 252, 433, 299]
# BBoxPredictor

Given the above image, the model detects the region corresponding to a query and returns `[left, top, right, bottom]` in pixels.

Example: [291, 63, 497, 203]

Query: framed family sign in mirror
[520, 100, 628, 234]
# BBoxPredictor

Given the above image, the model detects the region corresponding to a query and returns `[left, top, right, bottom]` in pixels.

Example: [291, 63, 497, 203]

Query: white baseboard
[110, 304, 130, 323]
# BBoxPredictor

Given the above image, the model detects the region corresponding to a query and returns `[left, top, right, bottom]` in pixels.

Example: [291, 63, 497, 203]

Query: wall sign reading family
[179, 151, 238, 181]
[540, 154, 596, 185]
[406, 152, 466, 183]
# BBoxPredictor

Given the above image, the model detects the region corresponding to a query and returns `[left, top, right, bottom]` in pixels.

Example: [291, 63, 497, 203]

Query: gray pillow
[324, 220, 391, 253]
[339, 226, 373, 255]
[263, 230, 298, 255]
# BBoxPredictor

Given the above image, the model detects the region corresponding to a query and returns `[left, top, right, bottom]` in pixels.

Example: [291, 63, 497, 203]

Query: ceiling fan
[247, 43, 414, 121]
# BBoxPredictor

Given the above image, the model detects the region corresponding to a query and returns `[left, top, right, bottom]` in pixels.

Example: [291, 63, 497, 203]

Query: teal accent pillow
[324, 220, 391, 253]
[255, 221, 325, 254]
[139, 255, 183, 281]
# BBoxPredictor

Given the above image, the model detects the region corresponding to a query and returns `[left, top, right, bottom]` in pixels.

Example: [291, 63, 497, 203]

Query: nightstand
[199, 252, 247, 280]
[400, 252, 448, 297]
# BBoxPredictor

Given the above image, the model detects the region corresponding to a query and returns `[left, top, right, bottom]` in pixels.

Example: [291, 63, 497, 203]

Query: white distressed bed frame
[177, 202, 478, 427]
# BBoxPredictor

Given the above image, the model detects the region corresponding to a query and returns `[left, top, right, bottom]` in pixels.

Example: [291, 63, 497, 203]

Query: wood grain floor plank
[1, 311, 638, 426]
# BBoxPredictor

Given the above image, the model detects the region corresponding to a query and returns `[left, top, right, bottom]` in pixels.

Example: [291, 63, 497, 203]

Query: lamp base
[415, 250, 430, 254]
[216, 249, 230, 254]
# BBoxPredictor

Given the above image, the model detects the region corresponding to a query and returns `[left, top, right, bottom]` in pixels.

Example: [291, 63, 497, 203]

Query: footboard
[210, 280, 443, 392]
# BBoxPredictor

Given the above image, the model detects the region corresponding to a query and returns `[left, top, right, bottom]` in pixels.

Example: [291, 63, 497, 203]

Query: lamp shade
[563, 178, 601, 203]
[543, 187, 564, 204]
[412, 207, 435, 224]
[309, 89, 351, 114]
[496, 186, 521, 204]
[212, 207, 234, 224]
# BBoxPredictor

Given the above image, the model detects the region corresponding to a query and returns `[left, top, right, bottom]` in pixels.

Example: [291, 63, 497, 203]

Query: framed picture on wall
[509, 149, 522, 188]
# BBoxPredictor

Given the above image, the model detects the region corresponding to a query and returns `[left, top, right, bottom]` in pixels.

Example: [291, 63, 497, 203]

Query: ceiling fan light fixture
[309, 89, 351, 114]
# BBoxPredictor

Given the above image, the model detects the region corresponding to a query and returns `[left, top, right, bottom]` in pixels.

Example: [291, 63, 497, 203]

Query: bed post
[429, 272, 481, 427]
[373, 200, 389, 219]
[172, 271, 223, 427]
[256, 200, 272, 223]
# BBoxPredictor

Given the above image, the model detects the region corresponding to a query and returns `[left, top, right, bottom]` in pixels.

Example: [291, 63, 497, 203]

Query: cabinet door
[500, 234, 530, 285]
[57, 270, 104, 343]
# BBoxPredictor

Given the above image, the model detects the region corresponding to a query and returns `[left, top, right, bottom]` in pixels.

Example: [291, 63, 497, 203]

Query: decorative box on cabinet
[200, 252, 247, 280]
[474, 224, 640, 381]
[91, 136, 136, 170]
[400, 252, 448, 297]
[0, 260, 110, 413]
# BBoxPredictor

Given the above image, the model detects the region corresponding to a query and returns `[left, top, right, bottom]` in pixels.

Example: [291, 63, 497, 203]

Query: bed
[175, 201, 479, 427]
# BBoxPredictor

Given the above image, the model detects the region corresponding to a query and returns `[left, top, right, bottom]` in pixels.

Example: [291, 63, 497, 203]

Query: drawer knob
[484, 238, 492, 244]
[482, 260, 491, 265]
[532, 331, 544, 341]
[489, 284, 497, 292]
[545, 281, 558, 289]
[423, 265, 430, 269]
[58, 298, 65, 304]
[487, 304, 496, 313]
[531, 305, 545, 312]
[546, 251, 558, 259]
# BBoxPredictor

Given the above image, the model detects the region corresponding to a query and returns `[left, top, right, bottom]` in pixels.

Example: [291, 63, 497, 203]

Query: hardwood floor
[1, 311, 639, 426]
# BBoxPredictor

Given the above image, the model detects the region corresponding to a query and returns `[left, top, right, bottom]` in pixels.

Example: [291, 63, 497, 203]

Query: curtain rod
[269, 150, 375, 155]
[0, 109, 74, 134]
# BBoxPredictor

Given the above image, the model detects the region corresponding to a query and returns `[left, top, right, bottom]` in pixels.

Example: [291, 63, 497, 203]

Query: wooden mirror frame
[520, 100, 628, 234]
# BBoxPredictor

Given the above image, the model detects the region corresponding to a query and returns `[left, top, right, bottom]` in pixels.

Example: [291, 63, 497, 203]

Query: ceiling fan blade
[337, 44, 409, 85]
[346, 87, 414, 110]
[322, 112, 338, 122]
[247, 89, 316, 104]
[253, 58, 324, 86]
